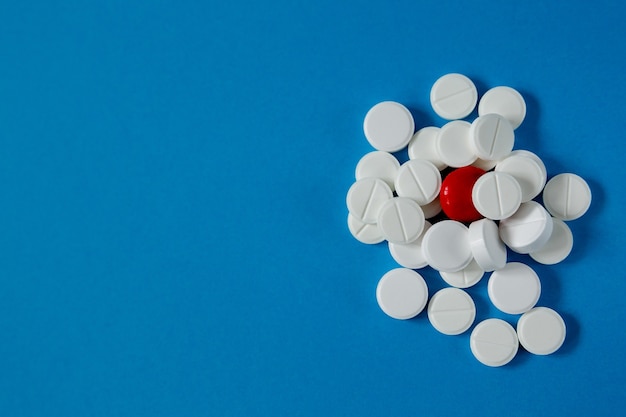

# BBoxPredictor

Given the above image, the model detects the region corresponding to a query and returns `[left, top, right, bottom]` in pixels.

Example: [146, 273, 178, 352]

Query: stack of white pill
[346, 73, 592, 367]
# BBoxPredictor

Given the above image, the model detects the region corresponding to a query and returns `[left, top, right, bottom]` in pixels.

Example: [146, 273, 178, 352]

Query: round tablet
[428, 288, 476, 335]
[499, 201, 553, 254]
[395, 159, 442, 205]
[472, 171, 522, 220]
[495, 152, 546, 202]
[517, 307, 566, 355]
[422, 220, 473, 272]
[377, 197, 425, 244]
[472, 157, 498, 172]
[376, 268, 428, 320]
[355, 151, 400, 191]
[478, 86, 526, 129]
[468, 218, 507, 272]
[388, 221, 432, 269]
[347, 213, 385, 244]
[437, 120, 477, 168]
[542, 173, 592, 221]
[346, 177, 393, 224]
[439, 259, 484, 288]
[488, 262, 541, 315]
[420, 197, 442, 219]
[470, 113, 515, 161]
[408, 127, 447, 171]
[430, 73, 478, 120]
[363, 101, 415, 152]
[470, 319, 519, 367]
[439, 166, 485, 222]
[529, 218, 573, 265]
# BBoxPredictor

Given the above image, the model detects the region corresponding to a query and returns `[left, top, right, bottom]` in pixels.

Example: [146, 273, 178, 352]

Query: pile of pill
[346, 73, 591, 367]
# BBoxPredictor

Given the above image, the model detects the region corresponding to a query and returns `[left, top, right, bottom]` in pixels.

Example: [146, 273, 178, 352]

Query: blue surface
[1, 1, 625, 416]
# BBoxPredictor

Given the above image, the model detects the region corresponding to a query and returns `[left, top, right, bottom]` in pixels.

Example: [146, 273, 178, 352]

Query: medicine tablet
[529, 218, 573, 265]
[395, 159, 442, 205]
[488, 262, 541, 315]
[542, 173, 592, 221]
[355, 151, 400, 191]
[376, 268, 428, 320]
[408, 127, 447, 171]
[430, 73, 478, 120]
[472, 171, 522, 220]
[422, 220, 473, 273]
[499, 201, 553, 254]
[517, 307, 566, 355]
[468, 218, 507, 272]
[472, 157, 498, 172]
[478, 86, 526, 129]
[377, 197, 425, 244]
[389, 221, 432, 269]
[470, 113, 515, 161]
[363, 101, 415, 152]
[347, 213, 385, 245]
[427, 288, 476, 335]
[420, 197, 442, 219]
[470, 319, 519, 367]
[437, 120, 477, 168]
[346, 177, 393, 224]
[495, 152, 547, 202]
[439, 259, 484, 288]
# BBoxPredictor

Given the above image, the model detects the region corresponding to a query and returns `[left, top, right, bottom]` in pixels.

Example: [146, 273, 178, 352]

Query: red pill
[440, 166, 486, 223]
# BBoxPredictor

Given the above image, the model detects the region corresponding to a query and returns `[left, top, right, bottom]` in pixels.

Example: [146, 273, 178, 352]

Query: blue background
[1, 1, 625, 416]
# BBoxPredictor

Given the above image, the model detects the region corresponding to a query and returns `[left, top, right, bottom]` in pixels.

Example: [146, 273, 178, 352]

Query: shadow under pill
[554, 312, 579, 355]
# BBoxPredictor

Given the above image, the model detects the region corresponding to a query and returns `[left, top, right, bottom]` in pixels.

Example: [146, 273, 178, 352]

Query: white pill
[499, 201, 553, 254]
[430, 73, 478, 120]
[542, 173, 592, 221]
[408, 127, 447, 171]
[495, 151, 547, 202]
[395, 159, 442, 205]
[470, 319, 519, 367]
[347, 213, 385, 245]
[363, 101, 415, 152]
[529, 218, 574, 265]
[470, 113, 515, 161]
[472, 171, 522, 220]
[471, 157, 498, 172]
[355, 151, 400, 191]
[346, 177, 393, 224]
[488, 262, 541, 315]
[437, 120, 477, 168]
[478, 86, 526, 129]
[422, 220, 473, 272]
[389, 221, 432, 269]
[376, 268, 428, 320]
[468, 218, 507, 272]
[377, 197, 425, 244]
[428, 288, 476, 335]
[439, 259, 484, 289]
[517, 307, 566, 355]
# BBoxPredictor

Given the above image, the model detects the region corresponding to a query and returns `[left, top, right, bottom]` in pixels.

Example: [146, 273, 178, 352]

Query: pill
[468, 218, 507, 272]
[346, 177, 393, 224]
[436, 120, 477, 168]
[363, 101, 415, 152]
[422, 220, 473, 272]
[377, 197, 425, 244]
[430, 73, 478, 120]
[469, 113, 515, 161]
[347, 213, 385, 245]
[488, 262, 541, 315]
[542, 173, 592, 221]
[395, 159, 442, 205]
[516, 307, 566, 355]
[529, 218, 573, 265]
[470, 318, 519, 367]
[499, 201, 553, 254]
[355, 151, 400, 191]
[478, 86, 526, 129]
[376, 268, 428, 320]
[471, 157, 498, 172]
[472, 171, 522, 220]
[439, 259, 484, 289]
[420, 197, 442, 219]
[439, 165, 485, 222]
[495, 151, 547, 202]
[427, 288, 476, 335]
[388, 221, 432, 269]
[408, 126, 447, 171]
